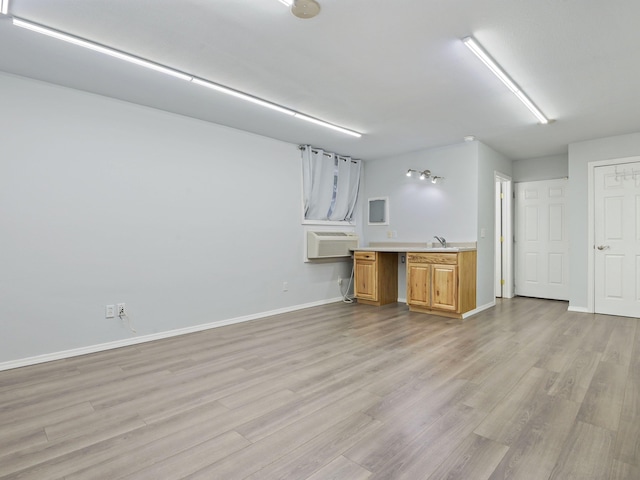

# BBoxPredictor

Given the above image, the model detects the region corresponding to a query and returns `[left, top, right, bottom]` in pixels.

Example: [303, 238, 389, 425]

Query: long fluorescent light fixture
[293, 113, 361, 137]
[1, 0, 9, 15]
[11, 16, 362, 138]
[192, 78, 360, 136]
[191, 78, 295, 116]
[13, 18, 192, 81]
[462, 36, 550, 124]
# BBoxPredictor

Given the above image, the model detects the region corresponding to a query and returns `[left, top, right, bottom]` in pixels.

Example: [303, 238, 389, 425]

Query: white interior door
[594, 162, 640, 317]
[515, 179, 569, 300]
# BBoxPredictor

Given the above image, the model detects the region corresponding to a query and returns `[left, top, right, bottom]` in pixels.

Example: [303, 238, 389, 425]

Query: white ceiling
[2, 0, 640, 161]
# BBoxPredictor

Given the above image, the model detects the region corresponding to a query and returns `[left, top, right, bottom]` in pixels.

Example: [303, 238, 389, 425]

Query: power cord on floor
[341, 263, 355, 304]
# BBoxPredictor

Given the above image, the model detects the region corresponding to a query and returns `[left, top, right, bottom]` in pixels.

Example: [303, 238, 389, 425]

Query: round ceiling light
[291, 0, 321, 19]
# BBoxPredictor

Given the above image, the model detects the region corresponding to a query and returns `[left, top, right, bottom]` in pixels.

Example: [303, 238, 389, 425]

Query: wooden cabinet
[406, 250, 476, 318]
[354, 251, 398, 306]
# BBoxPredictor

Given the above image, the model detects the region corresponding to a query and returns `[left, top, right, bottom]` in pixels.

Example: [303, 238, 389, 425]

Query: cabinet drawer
[407, 252, 457, 265]
[354, 251, 376, 261]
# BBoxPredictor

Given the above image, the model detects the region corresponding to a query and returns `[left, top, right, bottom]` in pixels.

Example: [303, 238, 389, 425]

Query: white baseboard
[567, 306, 590, 313]
[0, 297, 344, 372]
[462, 300, 496, 319]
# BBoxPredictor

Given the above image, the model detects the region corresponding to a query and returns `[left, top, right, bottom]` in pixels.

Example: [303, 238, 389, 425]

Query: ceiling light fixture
[11, 17, 362, 138]
[293, 113, 361, 137]
[13, 18, 192, 81]
[462, 36, 550, 125]
[191, 78, 295, 116]
[405, 169, 443, 183]
[291, 0, 321, 19]
[1, 0, 9, 15]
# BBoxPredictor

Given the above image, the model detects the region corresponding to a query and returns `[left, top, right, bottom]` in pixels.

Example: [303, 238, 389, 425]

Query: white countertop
[354, 247, 476, 253]
[353, 241, 477, 253]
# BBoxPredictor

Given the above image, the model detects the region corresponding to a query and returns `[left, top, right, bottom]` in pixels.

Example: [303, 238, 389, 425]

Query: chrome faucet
[434, 236, 447, 248]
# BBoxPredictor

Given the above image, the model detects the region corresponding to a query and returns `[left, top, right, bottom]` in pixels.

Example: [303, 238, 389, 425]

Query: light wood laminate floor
[1, 297, 639, 479]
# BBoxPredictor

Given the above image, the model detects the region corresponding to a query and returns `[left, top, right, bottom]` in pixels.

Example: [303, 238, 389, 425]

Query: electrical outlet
[105, 305, 115, 318]
[282, 282, 288, 292]
[117, 303, 126, 316]
[338, 277, 343, 286]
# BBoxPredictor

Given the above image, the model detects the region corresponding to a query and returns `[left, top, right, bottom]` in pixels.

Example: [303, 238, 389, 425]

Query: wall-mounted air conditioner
[307, 231, 359, 259]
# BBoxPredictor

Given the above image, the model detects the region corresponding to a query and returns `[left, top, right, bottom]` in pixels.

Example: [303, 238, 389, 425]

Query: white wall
[568, 131, 640, 310]
[0, 72, 352, 364]
[362, 142, 479, 300]
[477, 142, 513, 307]
[513, 154, 568, 182]
[363, 142, 479, 243]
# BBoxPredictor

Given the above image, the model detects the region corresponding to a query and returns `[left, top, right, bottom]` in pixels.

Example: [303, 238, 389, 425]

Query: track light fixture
[405, 169, 444, 183]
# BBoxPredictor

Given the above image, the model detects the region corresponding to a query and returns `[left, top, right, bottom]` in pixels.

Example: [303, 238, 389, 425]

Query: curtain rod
[298, 144, 359, 162]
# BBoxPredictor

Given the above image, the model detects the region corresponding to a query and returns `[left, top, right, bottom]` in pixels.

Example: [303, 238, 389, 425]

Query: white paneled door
[515, 179, 569, 300]
[594, 162, 640, 317]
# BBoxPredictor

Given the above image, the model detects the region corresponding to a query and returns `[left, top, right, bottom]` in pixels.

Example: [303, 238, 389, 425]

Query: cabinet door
[355, 260, 377, 301]
[431, 265, 458, 311]
[407, 263, 430, 307]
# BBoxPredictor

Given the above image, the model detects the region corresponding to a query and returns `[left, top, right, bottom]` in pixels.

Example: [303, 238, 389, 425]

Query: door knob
[596, 245, 609, 250]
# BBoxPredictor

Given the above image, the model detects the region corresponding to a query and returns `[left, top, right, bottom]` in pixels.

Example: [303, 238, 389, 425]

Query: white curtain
[302, 145, 361, 222]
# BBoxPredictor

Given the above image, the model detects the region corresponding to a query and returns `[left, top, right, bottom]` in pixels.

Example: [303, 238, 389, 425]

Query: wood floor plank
[601, 322, 637, 367]
[0, 401, 94, 449]
[461, 353, 539, 412]
[343, 400, 442, 472]
[474, 367, 555, 446]
[576, 360, 627, 431]
[0, 428, 49, 459]
[613, 363, 640, 466]
[244, 412, 380, 480]
[547, 349, 602, 403]
[184, 389, 381, 480]
[305, 455, 371, 480]
[610, 460, 640, 480]
[367, 404, 486, 480]
[69, 429, 250, 480]
[548, 421, 615, 480]
[0, 414, 154, 478]
[426, 433, 509, 480]
[234, 378, 378, 443]
[118, 431, 250, 480]
[487, 394, 580, 480]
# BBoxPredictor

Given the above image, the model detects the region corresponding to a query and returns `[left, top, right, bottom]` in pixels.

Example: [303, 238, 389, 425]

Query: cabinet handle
[596, 245, 609, 250]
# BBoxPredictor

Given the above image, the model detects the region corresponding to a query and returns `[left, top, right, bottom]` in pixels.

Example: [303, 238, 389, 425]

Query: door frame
[587, 155, 640, 313]
[495, 172, 514, 298]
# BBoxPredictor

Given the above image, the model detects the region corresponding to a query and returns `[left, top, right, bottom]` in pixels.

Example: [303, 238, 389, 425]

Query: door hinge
[500, 236, 504, 243]
[501, 279, 505, 285]
[500, 192, 504, 199]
